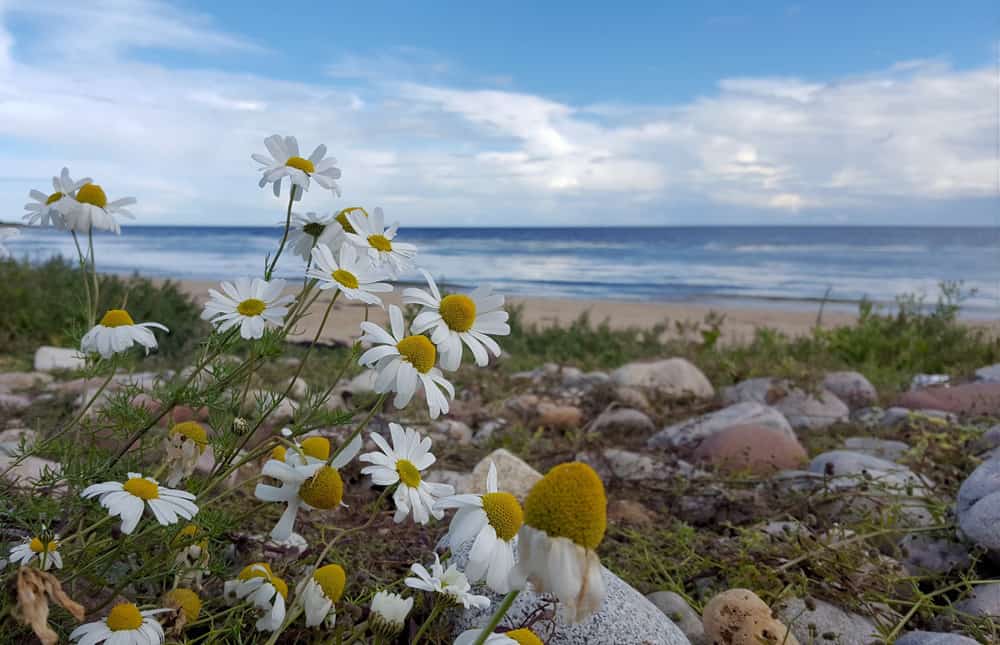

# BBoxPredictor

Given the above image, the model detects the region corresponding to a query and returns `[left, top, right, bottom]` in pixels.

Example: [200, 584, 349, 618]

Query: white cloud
[0, 1, 994, 227]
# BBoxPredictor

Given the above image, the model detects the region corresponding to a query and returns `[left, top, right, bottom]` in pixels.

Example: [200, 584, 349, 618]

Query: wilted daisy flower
[343, 207, 416, 276]
[254, 435, 361, 541]
[359, 423, 453, 525]
[81, 473, 198, 535]
[404, 553, 490, 610]
[298, 563, 346, 628]
[164, 421, 209, 487]
[224, 563, 288, 632]
[8, 536, 62, 570]
[435, 462, 521, 593]
[163, 588, 201, 634]
[23, 167, 91, 228]
[332, 206, 367, 235]
[358, 305, 454, 419]
[307, 243, 392, 306]
[510, 462, 608, 622]
[369, 591, 412, 640]
[253, 134, 341, 199]
[64, 183, 136, 235]
[171, 524, 210, 590]
[69, 602, 168, 645]
[80, 309, 169, 359]
[0, 228, 19, 258]
[287, 211, 343, 261]
[455, 628, 544, 645]
[201, 278, 294, 340]
[403, 270, 509, 371]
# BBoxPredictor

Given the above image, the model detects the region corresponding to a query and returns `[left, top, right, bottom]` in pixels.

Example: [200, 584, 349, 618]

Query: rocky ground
[5, 345, 1000, 644]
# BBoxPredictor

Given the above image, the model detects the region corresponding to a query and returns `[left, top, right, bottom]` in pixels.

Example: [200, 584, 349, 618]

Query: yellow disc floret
[270, 576, 289, 600]
[313, 563, 347, 603]
[332, 269, 359, 289]
[106, 602, 143, 631]
[481, 492, 523, 541]
[301, 436, 330, 461]
[506, 628, 544, 645]
[298, 466, 344, 510]
[237, 298, 266, 317]
[271, 445, 287, 461]
[439, 294, 477, 332]
[165, 588, 202, 622]
[334, 207, 366, 234]
[45, 191, 63, 205]
[396, 335, 436, 373]
[396, 459, 422, 488]
[170, 421, 208, 452]
[237, 563, 288, 599]
[123, 477, 160, 500]
[76, 183, 108, 209]
[100, 309, 135, 328]
[285, 156, 315, 173]
[29, 537, 57, 553]
[367, 234, 393, 252]
[523, 462, 607, 550]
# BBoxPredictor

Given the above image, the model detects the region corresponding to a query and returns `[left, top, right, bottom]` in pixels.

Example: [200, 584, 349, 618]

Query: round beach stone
[647, 591, 705, 644]
[954, 582, 1000, 617]
[589, 408, 655, 435]
[895, 383, 1000, 416]
[469, 449, 541, 501]
[0, 371, 53, 392]
[842, 437, 910, 462]
[611, 358, 714, 399]
[722, 377, 848, 430]
[33, 346, 85, 372]
[822, 371, 878, 409]
[956, 458, 1000, 552]
[536, 403, 584, 429]
[702, 589, 798, 645]
[648, 402, 794, 451]
[895, 631, 980, 645]
[775, 597, 878, 645]
[692, 425, 807, 475]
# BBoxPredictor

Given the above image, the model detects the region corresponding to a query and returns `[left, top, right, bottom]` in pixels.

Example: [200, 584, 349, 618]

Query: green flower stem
[327, 393, 386, 467]
[411, 600, 445, 645]
[472, 590, 520, 645]
[70, 230, 93, 326]
[265, 189, 297, 281]
[88, 225, 99, 322]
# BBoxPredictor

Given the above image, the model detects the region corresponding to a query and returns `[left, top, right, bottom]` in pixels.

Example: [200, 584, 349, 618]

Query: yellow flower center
[439, 294, 477, 332]
[332, 269, 359, 290]
[165, 588, 202, 622]
[271, 445, 287, 461]
[481, 492, 523, 541]
[237, 298, 266, 317]
[170, 421, 208, 452]
[237, 563, 288, 599]
[298, 466, 344, 510]
[76, 183, 108, 209]
[507, 629, 544, 645]
[396, 335, 436, 374]
[368, 234, 393, 252]
[123, 477, 160, 500]
[271, 576, 289, 599]
[523, 462, 607, 550]
[302, 222, 326, 237]
[171, 523, 200, 548]
[335, 207, 367, 234]
[396, 459, 422, 488]
[285, 156, 315, 173]
[106, 602, 143, 631]
[301, 436, 330, 461]
[29, 537, 57, 553]
[313, 563, 347, 603]
[100, 309, 135, 328]
[45, 191, 63, 205]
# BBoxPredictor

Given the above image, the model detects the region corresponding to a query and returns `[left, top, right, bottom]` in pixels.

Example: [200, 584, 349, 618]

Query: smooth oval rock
[702, 588, 798, 645]
[589, 408, 655, 435]
[468, 449, 541, 501]
[956, 458, 1000, 552]
[0, 371, 53, 392]
[648, 591, 705, 644]
[842, 437, 910, 462]
[692, 425, 807, 475]
[723, 377, 848, 430]
[775, 597, 878, 645]
[611, 358, 714, 400]
[823, 371, 878, 409]
[954, 581, 1000, 617]
[895, 383, 1000, 416]
[33, 346, 85, 372]
[895, 631, 980, 645]
[648, 402, 793, 451]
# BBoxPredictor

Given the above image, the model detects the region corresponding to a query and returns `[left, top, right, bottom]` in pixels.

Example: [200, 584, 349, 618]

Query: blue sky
[0, 0, 997, 226]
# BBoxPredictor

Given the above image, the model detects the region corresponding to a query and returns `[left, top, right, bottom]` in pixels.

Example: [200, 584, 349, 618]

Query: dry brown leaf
[13, 566, 85, 645]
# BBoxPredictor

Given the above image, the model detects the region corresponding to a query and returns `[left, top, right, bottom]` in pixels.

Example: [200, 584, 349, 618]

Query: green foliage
[0, 257, 208, 359]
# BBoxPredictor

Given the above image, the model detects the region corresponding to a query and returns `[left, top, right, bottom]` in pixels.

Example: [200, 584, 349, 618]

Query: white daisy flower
[81, 472, 199, 535]
[343, 207, 416, 277]
[358, 423, 454, 525]
[358, 305, 454, 419]
[69, 602, 169, 645]
[254, 435, 361, 541]
[298, 563, 346, 628]
[63, 183, 136, 235]
[454, 627, 543, 645]
[7, 535, 62, 570]
[201, 278, 294, 340]
[0, 228, 19, 258]
[80, 309, 169, 359]
[307, 243, 393, 306]
[23, 167, 92, 228]
[252, 134, 341, 200]
[510, 462, 608, 623]
[223, 563, 288, 632]
[435, 462, 521, 593]
[403, 270, 510, 371]
[369, 591, 412, 640]
[404, 553, 490, 610]
[286, 211, 343, 261]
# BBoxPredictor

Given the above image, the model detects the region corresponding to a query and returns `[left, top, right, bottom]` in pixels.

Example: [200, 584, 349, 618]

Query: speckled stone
[775, 597, 878, 645]
[954, 581, 1000, 617]
[648, 402, 793, 451]
[894, 631, 980, 645]
[956, 458, 1000, 552]
[449, 541, 690, 645]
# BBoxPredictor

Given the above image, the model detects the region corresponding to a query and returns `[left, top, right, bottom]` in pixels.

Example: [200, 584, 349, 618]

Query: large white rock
[647, 401, 793, 450]
[776, 597, 879, 645]
[467, 449, 541, 501]
[0, 371, 53, 392]
[611, 358, 714, 399]
[33, 346, 85, 372]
